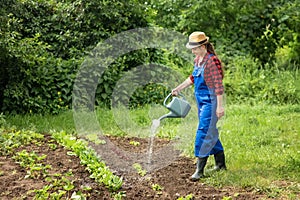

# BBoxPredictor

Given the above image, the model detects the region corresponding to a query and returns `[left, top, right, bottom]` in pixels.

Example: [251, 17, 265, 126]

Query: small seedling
[233, 193, 240, 197]
[177, 193, 194, 200]
[129, 140, 140, 146]
[222, 196, 233, 200]
[81, 185, 92, 191]
[133, 163, 147, 176]
[151, 183, 163, 191]
[52, 131, 123, 192]
[85, 133, 106, 145]
[48, 143, 57, 150]
[71, 191, 87, 200]
[113, 191, 126, 200]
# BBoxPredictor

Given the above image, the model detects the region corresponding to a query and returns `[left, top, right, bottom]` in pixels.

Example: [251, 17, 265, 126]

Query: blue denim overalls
[192, 54, 224, 158]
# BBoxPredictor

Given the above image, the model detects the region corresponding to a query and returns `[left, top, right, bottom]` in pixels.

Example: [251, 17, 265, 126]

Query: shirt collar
[197, 52, 210, 67]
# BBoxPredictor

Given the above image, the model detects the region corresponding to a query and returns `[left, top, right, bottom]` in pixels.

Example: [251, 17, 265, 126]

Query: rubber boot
[213, 151, 227, 171]
[190, 157, 208, 181]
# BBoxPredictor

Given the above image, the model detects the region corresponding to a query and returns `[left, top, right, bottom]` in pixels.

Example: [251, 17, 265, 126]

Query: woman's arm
[216, 94, 224, 119]
[171, 77, 193, 96]
[209, 56, 225, 119]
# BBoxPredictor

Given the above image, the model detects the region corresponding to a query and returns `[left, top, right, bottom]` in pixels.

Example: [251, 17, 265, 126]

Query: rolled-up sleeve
[189, 74, 194, 83]
[204, 57, 224, 95]
[211, 58, 224, 95]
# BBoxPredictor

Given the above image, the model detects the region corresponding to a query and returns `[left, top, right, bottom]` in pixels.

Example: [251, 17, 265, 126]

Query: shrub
[0, 0, 149, 114]
[224, 55, 299, 104]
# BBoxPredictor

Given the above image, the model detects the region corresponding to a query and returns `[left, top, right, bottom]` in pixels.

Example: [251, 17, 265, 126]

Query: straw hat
[186, 32, 209, 49]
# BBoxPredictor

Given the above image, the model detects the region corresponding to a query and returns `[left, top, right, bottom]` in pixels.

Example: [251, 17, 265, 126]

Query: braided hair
[205, 42, 225, 79]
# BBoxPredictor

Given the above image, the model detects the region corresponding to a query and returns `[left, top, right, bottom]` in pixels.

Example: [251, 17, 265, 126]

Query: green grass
[3, 103, 300, 198]
[3, 111, 75, 133]
[205, 104, 300, 198]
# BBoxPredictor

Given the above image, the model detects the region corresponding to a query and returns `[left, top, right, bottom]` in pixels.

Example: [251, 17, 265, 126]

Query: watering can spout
[158, 112, 178, 121]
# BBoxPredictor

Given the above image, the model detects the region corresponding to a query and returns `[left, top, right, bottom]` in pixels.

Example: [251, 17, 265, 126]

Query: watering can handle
[163, 93, 186, 107]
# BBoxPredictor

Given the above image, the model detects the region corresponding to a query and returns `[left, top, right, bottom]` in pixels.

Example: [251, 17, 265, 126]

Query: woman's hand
[171, 89, 179, 96]
[216, 106, 224, 119]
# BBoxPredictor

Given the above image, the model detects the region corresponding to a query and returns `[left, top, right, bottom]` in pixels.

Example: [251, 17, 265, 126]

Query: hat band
[189, 39, 208, 46]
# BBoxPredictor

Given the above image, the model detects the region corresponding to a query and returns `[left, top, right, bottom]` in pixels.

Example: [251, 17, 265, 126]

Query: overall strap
[200, 53, 213, 69]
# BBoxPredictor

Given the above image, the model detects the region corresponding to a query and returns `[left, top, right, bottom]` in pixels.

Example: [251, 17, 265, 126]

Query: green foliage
[275, 0, 300, 64]
[224, 55, 299, 104]
[0, 128, 124, 198]
[151, 0, 300, 66]
[0, 0, 149, 114]
[177, 193, 194, 200]
[95, 49, 168, 108]
[203, 104, 300, 196]
[133, 163, 147, 176]
[13, 150, 51, 179]
[51, 131, 123, 192]
[129, 83, 169, 108]
[0, 128, 44, 155]
[0, 113, 6, 127]
[1, 0, 300, 114]
[2, 32, 79, 114]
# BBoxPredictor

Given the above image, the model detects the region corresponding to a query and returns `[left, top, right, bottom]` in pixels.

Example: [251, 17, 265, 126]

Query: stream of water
[147, 119, 161, 165]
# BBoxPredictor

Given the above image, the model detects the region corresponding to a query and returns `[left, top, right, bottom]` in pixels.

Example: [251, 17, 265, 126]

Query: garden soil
[0, 134, 269, 200]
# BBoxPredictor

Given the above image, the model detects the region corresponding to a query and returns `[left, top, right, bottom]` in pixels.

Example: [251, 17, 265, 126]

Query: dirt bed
[0, 135, 267, 200]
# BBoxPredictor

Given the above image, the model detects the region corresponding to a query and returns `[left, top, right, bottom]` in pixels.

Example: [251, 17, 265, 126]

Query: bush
[0, 0, 149, 114]
[224, 55, 299, 104]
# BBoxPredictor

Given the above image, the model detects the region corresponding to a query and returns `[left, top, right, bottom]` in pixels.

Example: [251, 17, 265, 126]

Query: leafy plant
[224, 55, 299, 104]
[0, 113, 6, 127]
[129, 140, 140, 146]
[0, 0, 149, 114]
[31, 185, 51, 199]
[112, 191, 126, 200]
[13, 150, 51, 179]
[222, 197, 233, 200]
[85, 133, 106, 145]
[151, 183, 163, 191]
[0, 129, 44, 156]
[177, 193, 194, 200]
[133, 163, 147, 177]
[48, 143, 57, 150]
[71, 191, 87, 200]
[51, 131, 123, 192]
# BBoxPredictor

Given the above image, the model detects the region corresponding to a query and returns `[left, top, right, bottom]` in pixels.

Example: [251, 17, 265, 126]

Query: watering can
[158, 93, 191, 121]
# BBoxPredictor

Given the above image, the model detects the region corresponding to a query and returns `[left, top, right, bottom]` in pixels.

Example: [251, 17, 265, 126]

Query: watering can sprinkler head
[158, 93, 191, 121]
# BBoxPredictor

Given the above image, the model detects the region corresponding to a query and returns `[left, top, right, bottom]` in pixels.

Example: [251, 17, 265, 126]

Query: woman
[172, 31, 226, 181]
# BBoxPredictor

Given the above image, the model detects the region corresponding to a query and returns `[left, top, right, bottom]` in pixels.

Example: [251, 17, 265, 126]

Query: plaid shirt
[190, 53, 224, 95]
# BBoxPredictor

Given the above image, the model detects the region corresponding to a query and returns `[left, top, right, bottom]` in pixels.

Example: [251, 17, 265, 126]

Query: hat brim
[186, 43, 202, 49]
[186, 37, 209, 49]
